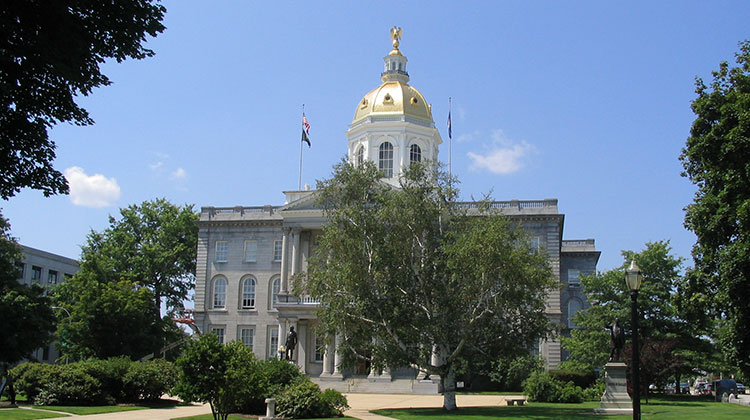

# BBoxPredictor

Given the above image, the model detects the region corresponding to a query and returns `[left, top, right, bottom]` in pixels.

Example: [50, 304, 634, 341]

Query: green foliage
[489, 354, 544, 391]
[174, 336, 269, 420]
[0, 212, 55, 366]
[277, 377, 349, 419]
[561, 241, 709, 386]
[680, 40, 750, 379]
[11, 359, 176, 406]
[549, 369, 597, 390]
[522, 371, 584, 403]
[0, 1, 165, 199]
[259, 356, 303, 397]
[303, 161, 555, 409]
[53, 199, 198, 360]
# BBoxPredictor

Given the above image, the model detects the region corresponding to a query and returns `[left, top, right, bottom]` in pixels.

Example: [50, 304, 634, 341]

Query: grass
[0, 409, 62, 420]
[31, 404, 147, 415]
[373, 396, 750, 420]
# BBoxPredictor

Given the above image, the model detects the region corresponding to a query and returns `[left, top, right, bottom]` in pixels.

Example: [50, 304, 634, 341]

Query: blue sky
[3, 1, 750, 271]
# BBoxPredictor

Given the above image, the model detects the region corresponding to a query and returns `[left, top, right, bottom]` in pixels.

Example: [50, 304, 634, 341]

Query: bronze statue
[607, 319, 625, 362]
[285, 326, 298, 360]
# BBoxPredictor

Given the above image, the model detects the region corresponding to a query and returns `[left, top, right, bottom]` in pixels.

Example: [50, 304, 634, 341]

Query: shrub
[489, 354, 544, 391]
[523, 371, 584, 403]
[549, 368, 597, 389]
[319, 388, 349, 417]
[277, 376, 348, 418]
[124, 359, 178, 401]
[78, 357, 130, 403]
[583, 380, 605, 401]
[12, 363, 59, 402]
[261, 357, 303, 390]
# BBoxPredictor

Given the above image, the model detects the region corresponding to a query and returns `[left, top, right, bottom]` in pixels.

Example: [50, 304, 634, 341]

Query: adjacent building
[16, 245, 80, 363]
[193, 32, 599, 393]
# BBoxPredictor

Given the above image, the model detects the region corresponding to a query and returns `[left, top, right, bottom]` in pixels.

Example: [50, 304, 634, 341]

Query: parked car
[737, 383, 746, 394]
[680, 383, 689, 393]
[712, 379, 738, 402]
[696, 383, 707, 395]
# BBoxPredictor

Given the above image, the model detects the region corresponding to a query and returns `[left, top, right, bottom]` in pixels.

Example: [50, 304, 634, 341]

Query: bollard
[260, 397, 277, 420]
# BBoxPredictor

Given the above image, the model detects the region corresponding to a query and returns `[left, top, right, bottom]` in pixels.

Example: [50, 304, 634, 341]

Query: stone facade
[193, 33, 599, 392]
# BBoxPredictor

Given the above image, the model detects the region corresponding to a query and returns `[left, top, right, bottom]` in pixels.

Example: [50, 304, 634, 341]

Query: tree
[77, 198, 198, 315]
[679, 40, 750, 378]
[0, 1, 166, 199]
[174, 335, 269, 420]
[561, 241, 710, 392]
[300, 161, 555, 410]
[0, 211, 55, 367]
[52, 277, 166, 360]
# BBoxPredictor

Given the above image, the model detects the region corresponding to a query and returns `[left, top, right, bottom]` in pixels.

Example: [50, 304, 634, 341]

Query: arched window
[241, 277, 256, 308]
[409, 144, 421, 164]
[379, 142, 394, 177]
[568, 299, 583, 328]
[356, 145, 364, 166]
[213, 277, 227, 309]
[270, 277, 280, 309]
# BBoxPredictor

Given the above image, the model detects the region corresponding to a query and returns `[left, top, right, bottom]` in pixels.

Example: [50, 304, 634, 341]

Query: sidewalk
[23, 402, 212, 420]
[25, 393, 519, 420]
[343, 393, 522, 420]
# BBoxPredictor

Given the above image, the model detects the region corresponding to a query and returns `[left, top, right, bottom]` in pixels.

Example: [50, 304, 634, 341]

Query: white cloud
[149, 161, 164, 170]
[64, 167, 121, 207]
[170, 167, 187, 180]
[466, 129, 536, 175]
[457, 130, 481, 143]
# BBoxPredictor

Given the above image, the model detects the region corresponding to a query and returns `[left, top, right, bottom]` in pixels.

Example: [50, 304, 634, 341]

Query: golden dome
[352, 81, 433, 125]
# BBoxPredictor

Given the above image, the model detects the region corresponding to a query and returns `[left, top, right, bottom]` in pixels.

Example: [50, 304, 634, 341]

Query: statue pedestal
[593, 362, 633, 415]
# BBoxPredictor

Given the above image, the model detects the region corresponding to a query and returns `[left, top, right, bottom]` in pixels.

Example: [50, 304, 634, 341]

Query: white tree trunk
[442, 366, 457, 410]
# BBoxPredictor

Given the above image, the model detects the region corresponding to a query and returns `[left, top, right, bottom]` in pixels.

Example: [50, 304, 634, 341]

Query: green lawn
[374, 397, 750, 420]
[0, 409, 63, 420]
[31, 405, 147, 415]
[172, 415, 355, 420]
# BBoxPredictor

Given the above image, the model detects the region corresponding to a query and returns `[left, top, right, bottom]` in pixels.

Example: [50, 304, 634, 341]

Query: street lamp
[625, 260, 643, 420]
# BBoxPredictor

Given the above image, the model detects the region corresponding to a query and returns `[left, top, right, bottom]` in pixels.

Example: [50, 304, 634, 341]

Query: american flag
[302, 114, 311, 147]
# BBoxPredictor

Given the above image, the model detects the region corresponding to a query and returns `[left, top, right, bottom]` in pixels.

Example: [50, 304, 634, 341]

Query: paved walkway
[343, 393, 523, 420]
[19, 393, 521, 420]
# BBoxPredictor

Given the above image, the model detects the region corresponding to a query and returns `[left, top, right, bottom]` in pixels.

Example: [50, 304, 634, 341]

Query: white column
[290, 229, 301, 278]
[332, 332, 343, 378]
[368, 338, 380, 379]
[297, 321, 306, 372]
[321, 339, 333, 377]
[278, 319, 287, 359]
[280, 228, 290, 294]
[383, 365, 392, 380]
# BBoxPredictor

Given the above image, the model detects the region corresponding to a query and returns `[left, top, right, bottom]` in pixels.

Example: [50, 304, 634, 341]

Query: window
[16, 262, 24, 280]
[568, 269, 580, 286]
[314, 335, 325, 362]
[378, 142, 394, 177]
[212, 327, 225, 344]
[42, 345, 50, 361]
[215, 241, 228, 262]
[240, 328, 254, 350]
[213, 278, 227, 309]
[241, 278, 256, 308]
[268, 327, 279, 359]
[271, 277, 280, 308]
[31, 266, 42, 283]
[356, 145, 365, 166]
[48, 270, 58, 285]
[409, 144, 421, 164]
[528, 237, 540, 254]
[273, 240, 283, 262]
[244, 240, 258, 262]
[568, 299, 583, 329]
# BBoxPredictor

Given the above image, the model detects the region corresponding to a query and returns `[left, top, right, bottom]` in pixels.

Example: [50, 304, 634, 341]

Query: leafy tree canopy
[76, 198, 198, 313]
[561, 241, 710, 388]
[0, 211, 55, 366]
[301, 161, 555, 410]
[0, 1, 166, 199]
[679, 40, 750, 378]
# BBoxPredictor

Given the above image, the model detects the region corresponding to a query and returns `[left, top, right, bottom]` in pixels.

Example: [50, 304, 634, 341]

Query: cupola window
[410, 144, 421, 164]
[379, 142, 394, 177]
[356, 145, 365, 166]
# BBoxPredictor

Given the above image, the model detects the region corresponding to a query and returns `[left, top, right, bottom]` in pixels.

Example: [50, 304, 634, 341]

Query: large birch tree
[300, 161, 555, 410]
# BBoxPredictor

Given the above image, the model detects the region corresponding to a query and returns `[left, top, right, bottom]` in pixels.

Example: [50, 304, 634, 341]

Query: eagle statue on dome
[390, 26, 402, 49]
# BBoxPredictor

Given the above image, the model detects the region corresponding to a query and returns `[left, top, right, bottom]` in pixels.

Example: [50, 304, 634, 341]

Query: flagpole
[448, 97, 452, 180]
[298, 104, 304, 191]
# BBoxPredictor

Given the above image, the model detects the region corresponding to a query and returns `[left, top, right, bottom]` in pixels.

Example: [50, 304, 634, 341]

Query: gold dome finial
[390, 26, 402, 54]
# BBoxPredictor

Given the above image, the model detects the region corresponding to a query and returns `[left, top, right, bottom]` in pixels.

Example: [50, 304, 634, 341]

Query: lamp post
[625, 260, 643, 420]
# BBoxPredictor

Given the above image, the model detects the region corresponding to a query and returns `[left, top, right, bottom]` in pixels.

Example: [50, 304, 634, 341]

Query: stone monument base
[594, 362, 633, 415]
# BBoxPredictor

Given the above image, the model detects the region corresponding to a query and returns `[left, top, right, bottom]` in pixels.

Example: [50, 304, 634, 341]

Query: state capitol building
[193, 30, 599, 393]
